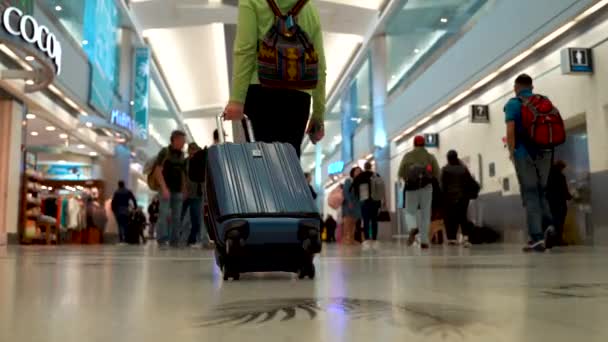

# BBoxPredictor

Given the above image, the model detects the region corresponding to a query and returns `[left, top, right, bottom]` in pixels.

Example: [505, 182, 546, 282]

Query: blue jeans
[182, 197, 209, 245]
[514, 151, 553, 242]
[404, 185, 433, 244]
[157, 192, 183, 245]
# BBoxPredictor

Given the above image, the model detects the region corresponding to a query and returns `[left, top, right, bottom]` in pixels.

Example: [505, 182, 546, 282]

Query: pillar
[100, 144, 132, 192]
[0, 98, 25, 245]
[370, 34, 391, 194]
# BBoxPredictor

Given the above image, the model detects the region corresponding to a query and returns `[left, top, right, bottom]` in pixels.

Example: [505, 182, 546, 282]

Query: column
[100, 144, 132, 191]
[341, 89, 354, 164]
[0, 98, 25, 245]
[370, 34, 390, 192]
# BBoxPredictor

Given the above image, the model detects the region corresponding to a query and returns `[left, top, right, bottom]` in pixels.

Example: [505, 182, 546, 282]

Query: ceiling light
[55, 5, 62, 11]
[89, 152, 98, 157]
[85, 122, 93, 128]
[45, 126, 56, 131]
[25, 79, 35, 85]
[58, 160, 66, 164]
[77, 144, 86, 149]
[414, 49, 420, 53]
[25, 56, 34, 61]
[82, 40, 89, 46]
[30, 131, 39, 136]
[26, 113, 36, 120]
[129, 101, 135, 106]
[59, 133, 68, 139]
[440, 17, 448, 23]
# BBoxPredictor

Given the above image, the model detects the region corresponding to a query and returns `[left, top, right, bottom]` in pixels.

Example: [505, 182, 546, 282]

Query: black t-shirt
[155, 147, 186, 193]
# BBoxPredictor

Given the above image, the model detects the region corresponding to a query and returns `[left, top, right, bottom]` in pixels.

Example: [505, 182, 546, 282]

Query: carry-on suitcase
[202, 115, 321, 280]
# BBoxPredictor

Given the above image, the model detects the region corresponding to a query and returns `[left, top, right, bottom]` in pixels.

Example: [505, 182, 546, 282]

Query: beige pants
[342, 216, 357, 244]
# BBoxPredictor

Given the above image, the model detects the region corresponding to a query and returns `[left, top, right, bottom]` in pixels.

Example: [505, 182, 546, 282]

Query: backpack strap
[289, 0, 309, 16]
[265, 0, 309, 17]
[265, 0, 283, 17]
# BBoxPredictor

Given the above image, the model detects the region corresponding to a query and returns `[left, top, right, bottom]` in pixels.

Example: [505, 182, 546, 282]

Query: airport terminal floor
[1, 244, 608, 342]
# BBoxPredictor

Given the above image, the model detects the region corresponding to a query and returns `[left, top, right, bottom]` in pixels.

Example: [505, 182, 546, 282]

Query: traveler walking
[223, 0, 327, 156]
[441, 150, 477, 247]
[182, 143, 210, 248]
[546, 160, 572, 246]
[342, 167, 362, 245]
[504, 74, 565, 252]
[352, 162, 384, 247]
[152, 130, 187, 246]
[147, 196, 159, 239]
[111, 180, 138, 244]
[399, 136, 440, 249]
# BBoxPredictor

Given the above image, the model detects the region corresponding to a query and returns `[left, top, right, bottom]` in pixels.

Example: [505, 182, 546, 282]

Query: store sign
[471, 105, 490, 123]
[111, 109, 133, 131]
[132, 47, 150, 140]
[561, 48, 593, 74]
[110, 109, 147, 140]
[328, 161, 345, 175]
[424, 133, 439, 148]
[1, 6, 62, 75]
[39, 164, 92, 181]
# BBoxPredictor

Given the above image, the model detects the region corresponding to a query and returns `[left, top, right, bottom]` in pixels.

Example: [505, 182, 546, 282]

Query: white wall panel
[385, 0, 596, 138]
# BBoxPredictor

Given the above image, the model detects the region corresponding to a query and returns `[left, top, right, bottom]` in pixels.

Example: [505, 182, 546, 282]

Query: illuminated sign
[328, 161, 345, 175]
[1, 6, 62, 75]
[110, 109, 133, 131]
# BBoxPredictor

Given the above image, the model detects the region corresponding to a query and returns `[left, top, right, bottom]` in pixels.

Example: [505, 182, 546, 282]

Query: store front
[0, 1, 149, 245]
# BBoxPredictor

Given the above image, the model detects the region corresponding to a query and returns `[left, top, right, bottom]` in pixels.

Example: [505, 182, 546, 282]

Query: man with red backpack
[505, 74, 566, 252]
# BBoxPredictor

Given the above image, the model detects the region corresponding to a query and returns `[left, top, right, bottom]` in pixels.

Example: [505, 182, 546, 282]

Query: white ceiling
[24, 115, 99, 158]
[131, 0, 384, 145]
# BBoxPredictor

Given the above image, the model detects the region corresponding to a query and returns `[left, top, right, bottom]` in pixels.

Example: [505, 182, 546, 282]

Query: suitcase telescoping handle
[216, 113, 256, 144]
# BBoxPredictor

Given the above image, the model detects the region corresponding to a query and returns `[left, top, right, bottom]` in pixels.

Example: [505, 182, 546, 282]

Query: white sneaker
[362, 240, 372, 251]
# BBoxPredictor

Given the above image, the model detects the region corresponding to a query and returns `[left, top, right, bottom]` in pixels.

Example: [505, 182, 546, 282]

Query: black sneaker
[523, 240, 546, 253]
[407, 228, 419, 246]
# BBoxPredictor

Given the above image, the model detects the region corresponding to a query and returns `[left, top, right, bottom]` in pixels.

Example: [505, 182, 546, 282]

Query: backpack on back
[519, 94, 566, 149]
[406, 163, 433, 191]
[144, 148, 168, 192]
[258, 0, 319, 89]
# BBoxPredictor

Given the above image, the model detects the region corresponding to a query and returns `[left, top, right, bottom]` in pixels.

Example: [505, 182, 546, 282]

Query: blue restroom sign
[561, 48, 593, 74]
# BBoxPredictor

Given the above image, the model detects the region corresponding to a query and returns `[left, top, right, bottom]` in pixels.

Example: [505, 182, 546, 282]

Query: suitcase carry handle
[216, 113, 256, 144]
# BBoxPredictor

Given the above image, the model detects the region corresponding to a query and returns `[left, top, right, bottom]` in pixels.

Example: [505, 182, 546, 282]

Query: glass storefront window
[39, 1, 86, 47]
[353, 56, 371, 122]
[385, 0, 492, 92]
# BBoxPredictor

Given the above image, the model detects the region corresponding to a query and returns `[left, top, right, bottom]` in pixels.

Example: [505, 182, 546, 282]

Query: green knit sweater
[231, 0, 327, 123]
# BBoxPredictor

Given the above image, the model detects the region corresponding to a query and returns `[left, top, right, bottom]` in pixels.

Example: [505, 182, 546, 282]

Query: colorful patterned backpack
[258, 0, 319, 89]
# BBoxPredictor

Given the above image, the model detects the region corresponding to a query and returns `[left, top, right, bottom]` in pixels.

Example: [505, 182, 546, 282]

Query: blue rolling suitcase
[204, 116, 321, 280]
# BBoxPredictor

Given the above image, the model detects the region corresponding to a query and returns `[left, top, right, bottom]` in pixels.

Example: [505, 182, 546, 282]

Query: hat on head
[414, 135, 425, 147]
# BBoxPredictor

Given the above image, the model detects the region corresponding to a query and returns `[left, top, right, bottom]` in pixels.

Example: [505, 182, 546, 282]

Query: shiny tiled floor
[1, 243, 607, 342]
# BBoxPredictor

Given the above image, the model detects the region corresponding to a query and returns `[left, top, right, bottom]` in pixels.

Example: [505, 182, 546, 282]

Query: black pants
[444, 199, 470, 240]
[550, 202, 567, 245]
[362, 200, 381, 240]
[243, 85, 311, 157]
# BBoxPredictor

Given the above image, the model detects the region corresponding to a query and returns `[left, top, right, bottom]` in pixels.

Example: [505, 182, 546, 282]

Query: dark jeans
[116, 213, 129, 243]
[361, 200, 381, 241]
[243, 85, 311, 157]
[182, 197, 204, 245]
[444, 199, 470, 240]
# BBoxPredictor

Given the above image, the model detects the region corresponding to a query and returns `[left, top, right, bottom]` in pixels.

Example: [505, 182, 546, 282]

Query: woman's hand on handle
[224, 101, 245, 121]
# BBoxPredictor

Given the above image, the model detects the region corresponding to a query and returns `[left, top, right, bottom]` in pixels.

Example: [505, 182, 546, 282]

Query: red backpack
[519, 94, 566, 149]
